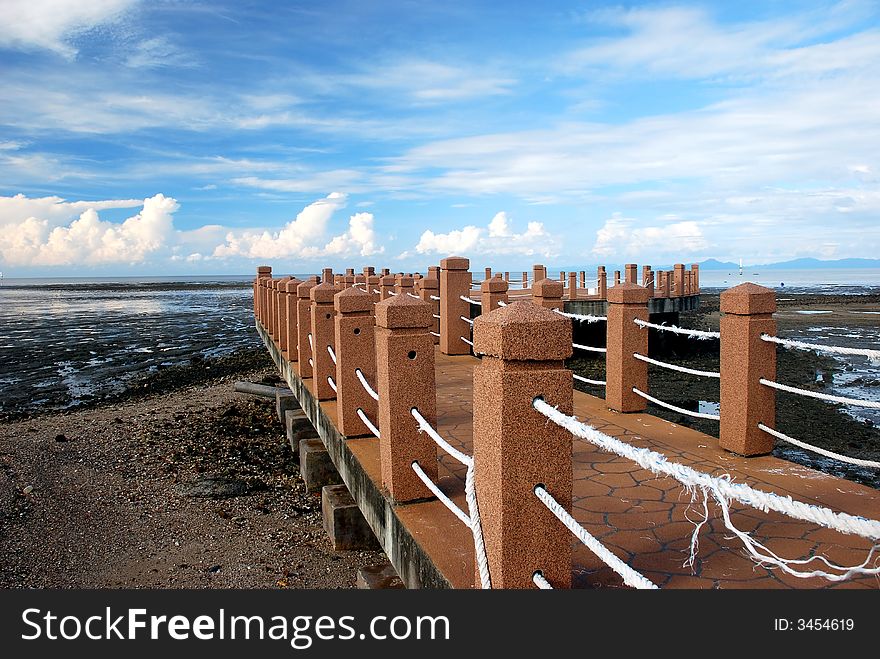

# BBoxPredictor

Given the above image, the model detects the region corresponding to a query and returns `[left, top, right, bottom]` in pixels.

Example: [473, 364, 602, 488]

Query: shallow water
[0, 279, 260, 415]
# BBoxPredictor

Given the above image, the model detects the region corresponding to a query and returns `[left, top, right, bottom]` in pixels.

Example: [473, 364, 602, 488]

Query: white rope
[633, 353, 720, 378]
[411, 408, 473, 467]
[573, 374, 606, 386]
[461, 295, 482, 305]
[430, 331, 440, 337]
[760, 378, 880, 409]
[430, 295, 440, 301]
[307, 332, 313, 351]
[761, 334, 880, 364]
[532, 398, 880, 541]
[633, 318, 720, 340]
[572, 342, 607, 353]
[388, 291, 398, 296]
[308, 358, 313, 367]
[373, 289, 381, 294]
[356, 408, 380, 438]
[411, 461, 471, 526]
[327, 376, 337, 393]
[497, 300, 507, 306]
[354, 368, 379, 401]
[327, 344, 336, 364]
[632, 387, 721, 420]
[433, 313, 441, 319]
[758, 424, 880, 469]
[532, 571, 553, 589]
[461, 336, 474, 347]
[534, 485, 658, 589]
[407, 293, 421, 299]
[461, 315, 474, 325]
[553, 309, 606, 323]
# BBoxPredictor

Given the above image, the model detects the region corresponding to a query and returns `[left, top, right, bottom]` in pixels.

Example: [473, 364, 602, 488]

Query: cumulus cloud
[0, 193, 178, 266]
[415, 212, 557, 257]
[1, 0, 137, 58]
[213, 192, 384, 260]
[591, 214, 709, 260]
[0, 193, 143, 228]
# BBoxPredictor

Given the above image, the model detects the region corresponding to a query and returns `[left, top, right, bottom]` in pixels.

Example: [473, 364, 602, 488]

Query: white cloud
[591, 214, 709, 260]
[0, 0, 137, 58]
[125, 36, 194, 69]
[322, 212, 383, 257]
[0, 194, 143, 227]
[0, 193, 178, 266]
[415, 212, 557, 257]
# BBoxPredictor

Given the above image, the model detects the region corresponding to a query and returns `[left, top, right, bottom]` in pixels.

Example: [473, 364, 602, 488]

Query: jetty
[253, 259, 879, 589]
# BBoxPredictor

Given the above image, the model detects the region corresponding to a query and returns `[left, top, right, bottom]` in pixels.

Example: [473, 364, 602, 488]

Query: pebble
[22, 485, 33, 494]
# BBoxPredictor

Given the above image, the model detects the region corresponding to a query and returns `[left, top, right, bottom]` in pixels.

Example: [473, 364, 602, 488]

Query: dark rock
[175, 476, 265, 499]
[54, 434, 68, 442]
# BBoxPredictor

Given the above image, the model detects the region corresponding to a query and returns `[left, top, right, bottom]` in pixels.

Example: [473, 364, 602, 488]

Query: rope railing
[532, 571, 553, 589]
[327, 376, 337, 393]
[572, 342, 607, 354]
[758, 423, 880, 469]
[554, 309, 606, 323]
[430, 331, 440, 337]
[407, 293, 421, 299]
[411, 461, 471, 526]
[760, 378, 880, 409]
[354, 368, 379, 401]
[373, 289, 381, 294]
[308, 358, 313, 367]
[460, 336, 474, 347]
[430, 295, 440, 301]
[761, 334, 880, 363]
[433, 314, 441, 319]
[327, 345, 336, 364]
[632, 387, 720, 420]
[533, 398, 880, 581]
[461, 316, 474, 325]
[573, 374, 606, 386]
[307, 332, 313, 351]
[633, 353, 720, 378]
[356, 407, 380, 438]
[410, 407, 491, 589]
[633, 318, 720, 340]
[534, 485, 658, 589]
[461, 295, 482, 305]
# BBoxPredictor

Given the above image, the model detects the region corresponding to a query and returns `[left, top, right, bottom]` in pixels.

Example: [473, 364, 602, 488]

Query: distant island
[693, 257, 880, 271]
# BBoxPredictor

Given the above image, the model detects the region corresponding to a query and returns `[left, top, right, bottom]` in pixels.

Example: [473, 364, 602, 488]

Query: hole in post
[325, 313, 331, 319]
[353, 327, 361, 335]
[407, 350, 417, 360]
[534, 483, 546, 494]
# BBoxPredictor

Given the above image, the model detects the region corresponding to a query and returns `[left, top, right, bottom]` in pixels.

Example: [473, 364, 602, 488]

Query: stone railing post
[374, 295, 437, 502]
[275, 276, 290, 352]
[398, 275, 414, 297]
[532, 264, 544, 288]
[674, 264, 685, 297]
[334, 287, 377, 437]
[481, 273, 508, 311]
[283, 277, 303, 362]
[311, 278, 338, 401]
[379, 273, 395, 300]
[521, 271, 528, 289]
[598, 266, 607, 299]
[567, 271, 577, 300]
[720, 283, 776, 455]
[692, 264, 700, 293]
[533, 278, 563, 311]
[484, 267, 492, 281]
[614, 270, 621, 286]
[440, 256, 472, 355]
[278, 276, 297, 360]
[473, 301, 573, 589]
[267, 278, 278, 342]
[644, 269, 654, 298]
[579, 271, 586, 289]
[296, 277, 319, 378]
[625, 264, 637, 284]
[606, 283, 650, 413]
[662, 271, 671, 297]
[419, 273, 440, 345]
[255, 266, 271, 327]
[641, 265, 651, 287]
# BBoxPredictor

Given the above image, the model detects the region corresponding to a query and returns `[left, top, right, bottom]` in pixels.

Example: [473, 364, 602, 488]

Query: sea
[0, 270, 878, 427]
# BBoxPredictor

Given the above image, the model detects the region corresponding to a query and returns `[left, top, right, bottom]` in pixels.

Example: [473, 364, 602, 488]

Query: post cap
[533, 278, 563, 297]
[283, 277, 303, 293]
[398, 276, 414, 288]
[720, 282, 776, 315]
[296, 278, 319, 298]
[375, 294, 432, 329]
[481, 276, 509, 293]
[606, 282, 651, 304]
[311, 281, 337, 303]
[257, 266, 272, 275]
[473, 301, 572, 361]
[335, 286, 373, 313]
[380, 274, 396, 286]
[440, 256, 470, 270]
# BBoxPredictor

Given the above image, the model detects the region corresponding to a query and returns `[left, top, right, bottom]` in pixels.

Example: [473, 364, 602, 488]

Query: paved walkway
[307, 348, 880, 589]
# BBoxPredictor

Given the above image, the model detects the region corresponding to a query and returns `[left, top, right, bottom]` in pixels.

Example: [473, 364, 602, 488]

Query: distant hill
[693, 257, 880, 270]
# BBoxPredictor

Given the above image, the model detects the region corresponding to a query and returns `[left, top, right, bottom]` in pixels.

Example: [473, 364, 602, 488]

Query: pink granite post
[674, 264, 685, 297]
[614, 270, 621, 286]
[419, 273, 440, 345]
[481, 274, 508, 311]
[379, 273, 395, 300]
[598, 266, 607, 300]
[522, 271, 528, 289]
[473, 301, 573, 589]
[440, 256, 472, 355]
[381, 268, 390, 276]
[283, 277, 303, 361]
[398, 275, 414, 298]
[374, 295, 437, 502]
[606, 283, 650, 413]
[484, 267, 492, 281]
[644, 269, 654, 298]
[344, 269, 355, 289]
[366, 268, 380, 304]
[625, 264, 637, 284]
[255, 266, 271, 327]
[276, 276, 292, 359]
[642, 265, 651, 287]
[691, 264, 700, 293]
[532, 265, 544, 288]
[533, 278, 564, 311]
[567, 271, 577, 300]
[311, 279, 338, 401]
[504, 271, 510, 282]
[579, 271, 586, 289]
[720, 283, 776, 455]
[559, 270, 566, 283]
[334, 287, 377, 437]
[267, 279, 278, 342]
[296, 277, 318, 378]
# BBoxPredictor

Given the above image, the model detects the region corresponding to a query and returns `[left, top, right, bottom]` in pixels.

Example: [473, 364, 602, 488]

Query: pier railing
[253, 257, 880, 588]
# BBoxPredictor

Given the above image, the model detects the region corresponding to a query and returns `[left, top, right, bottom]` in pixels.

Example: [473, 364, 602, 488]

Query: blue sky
[1, 0, 878, 275]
